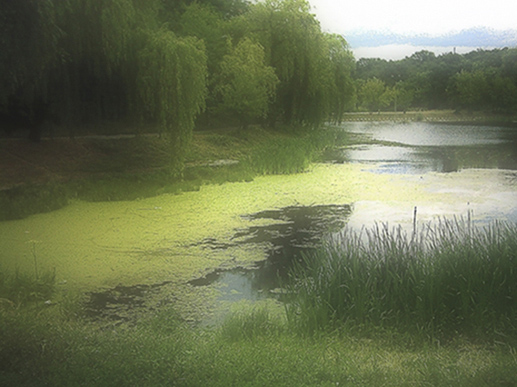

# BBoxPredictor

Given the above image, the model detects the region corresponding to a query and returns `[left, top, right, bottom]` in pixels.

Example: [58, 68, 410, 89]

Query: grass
[0, 267, 55, 307]
[1, 302, 517, 386]
[285, 219, 517, 342]
[341, 110, 517, 125]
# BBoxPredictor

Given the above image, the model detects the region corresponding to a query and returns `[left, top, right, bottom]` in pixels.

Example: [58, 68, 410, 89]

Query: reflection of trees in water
[427, 144, 517, 172]
[231, 205, 352, 291]
[189, 205, 352, 292]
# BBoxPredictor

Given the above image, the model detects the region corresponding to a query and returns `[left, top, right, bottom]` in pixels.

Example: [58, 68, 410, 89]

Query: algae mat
[1, 163, 515, 318]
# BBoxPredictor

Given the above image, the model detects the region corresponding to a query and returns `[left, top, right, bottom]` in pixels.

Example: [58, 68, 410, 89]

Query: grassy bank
[1, 220, 516, 386]
[0, 126, 345, 221]
[1, 299, 516, 386]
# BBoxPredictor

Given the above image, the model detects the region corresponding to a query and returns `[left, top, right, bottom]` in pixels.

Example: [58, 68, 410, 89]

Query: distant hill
[346, 27, 517, 48]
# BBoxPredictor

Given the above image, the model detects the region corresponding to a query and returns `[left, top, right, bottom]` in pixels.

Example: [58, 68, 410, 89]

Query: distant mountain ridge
[346, 27, 517, 48]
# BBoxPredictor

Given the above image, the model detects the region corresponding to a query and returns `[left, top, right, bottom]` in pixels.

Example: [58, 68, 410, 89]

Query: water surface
[326, 122, 517, 174]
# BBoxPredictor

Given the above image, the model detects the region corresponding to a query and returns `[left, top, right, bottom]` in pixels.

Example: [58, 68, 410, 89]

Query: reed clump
[0, 269, 56, 307]
[286, 218, 517, 340]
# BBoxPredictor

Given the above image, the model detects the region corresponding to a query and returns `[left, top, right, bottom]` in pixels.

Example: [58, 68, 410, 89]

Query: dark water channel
[84, 204, 352, 323]
[189, 204, 351, 297]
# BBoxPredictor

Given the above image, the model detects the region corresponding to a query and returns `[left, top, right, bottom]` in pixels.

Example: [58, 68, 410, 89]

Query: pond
[325, 122, 517, 173]
[1, 122, 516, 325]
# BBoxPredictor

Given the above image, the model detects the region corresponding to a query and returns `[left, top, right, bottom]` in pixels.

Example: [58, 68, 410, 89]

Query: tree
[216, 38, 278, 127]
[393, 82, 414, 112]
[0, 0, 63, 141]
[358, 78, 386, 112]
[238, 0, 340, 128]
[450, 70, 489, 111]
[179, 2, 230, 118]
[326, 34, 355, 123]
[0, 0, 208, 172]
[137, 29, 207, 168]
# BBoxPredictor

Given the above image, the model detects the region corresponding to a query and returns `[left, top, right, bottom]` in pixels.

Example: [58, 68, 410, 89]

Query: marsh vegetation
[1, 0, 517, 385]
[2, 121, 517, 385]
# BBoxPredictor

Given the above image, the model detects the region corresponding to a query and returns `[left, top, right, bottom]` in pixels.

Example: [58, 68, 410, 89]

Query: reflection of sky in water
[346, 122, 507, 146]
[344, 145, 443, 174]
[347, 169, 517, 230]
[338, 123, 517, 174]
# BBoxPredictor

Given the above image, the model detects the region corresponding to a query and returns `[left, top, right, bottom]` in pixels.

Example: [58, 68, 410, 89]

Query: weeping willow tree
[216, 38, 278, 128]
[233, 0, 355, 128]
[0, 0, 63, 140]
[326, 34, 356, 123]
[1, 0, 208, 171]
[137, 29, 207, 169]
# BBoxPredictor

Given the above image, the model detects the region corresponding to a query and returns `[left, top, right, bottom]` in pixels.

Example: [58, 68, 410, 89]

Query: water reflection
[346, 122, 509, 146]
[329, 122, 517, 174]
[191, 204, 352, 296]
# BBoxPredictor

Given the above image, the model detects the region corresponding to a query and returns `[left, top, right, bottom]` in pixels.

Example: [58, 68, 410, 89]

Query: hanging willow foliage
[137, 29, 207, 164]
[237, 0, 354, 128]
[0, 0, 62, 105]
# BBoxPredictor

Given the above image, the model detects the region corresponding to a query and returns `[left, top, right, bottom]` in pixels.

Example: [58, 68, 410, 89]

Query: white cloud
[308, 0, 517, 36]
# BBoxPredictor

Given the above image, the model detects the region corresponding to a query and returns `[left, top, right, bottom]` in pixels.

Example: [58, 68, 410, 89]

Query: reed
[0, 268, 55, 306]
[286, 218, 517, 340]
[245, 127, 345, 175]
[246, 136, 315, 175]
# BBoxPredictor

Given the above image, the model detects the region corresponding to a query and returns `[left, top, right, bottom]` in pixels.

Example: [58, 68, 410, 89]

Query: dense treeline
[355, 48, 517, 113]
[2, 0, 515, 161]
[0, 0, 354, 166]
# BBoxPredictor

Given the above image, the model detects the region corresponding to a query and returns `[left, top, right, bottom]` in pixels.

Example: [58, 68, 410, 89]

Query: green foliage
[137, 29, 207, 167]
[0, 0, 62, 104]
[355, 48, 517, 112]
[216, 38, 279, 127]
[357, 77, 387, 112]
[450, 70, 489, 110]
[286, 220, 517, 340]
[237, 0, 354, 128]
[179, 3, 228, 74]
[326, 34, 356, 122]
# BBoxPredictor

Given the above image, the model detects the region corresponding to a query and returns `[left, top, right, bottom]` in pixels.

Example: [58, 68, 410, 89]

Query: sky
[307, 0, 517, 59]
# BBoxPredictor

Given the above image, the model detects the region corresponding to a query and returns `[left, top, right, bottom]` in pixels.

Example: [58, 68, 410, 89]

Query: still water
[326, 122, 517, 173]
[2, 122, 516, 324]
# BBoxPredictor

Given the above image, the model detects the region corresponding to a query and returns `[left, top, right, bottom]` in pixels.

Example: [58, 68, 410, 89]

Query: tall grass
[0, 268, 55, 306]
[286, 219, 517, 340]
[245, 127, 346, 175]
[246, 136, 315, 175]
